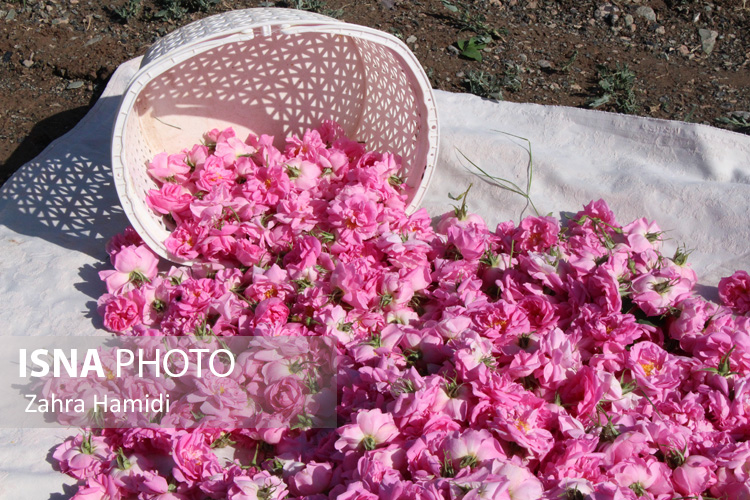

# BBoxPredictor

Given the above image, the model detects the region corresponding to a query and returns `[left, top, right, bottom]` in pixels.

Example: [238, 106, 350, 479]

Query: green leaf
[441, 0, 459, 12]
[589, 94, 611, 108]
[457, 37, 486, 62]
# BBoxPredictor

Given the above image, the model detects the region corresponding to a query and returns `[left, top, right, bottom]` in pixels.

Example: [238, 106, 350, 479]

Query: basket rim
[111, 8, 439, 263]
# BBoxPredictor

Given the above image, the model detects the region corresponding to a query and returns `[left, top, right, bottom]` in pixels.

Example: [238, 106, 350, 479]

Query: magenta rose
[719, 270, 750, 314]
[100, 295, 140, 333]
[171, 432, 221, 486]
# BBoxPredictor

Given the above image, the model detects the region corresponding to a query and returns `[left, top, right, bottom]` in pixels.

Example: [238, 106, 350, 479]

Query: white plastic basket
[111, 8, 439, 262]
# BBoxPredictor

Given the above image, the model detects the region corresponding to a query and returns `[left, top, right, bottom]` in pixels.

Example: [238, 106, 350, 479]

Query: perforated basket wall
[111, 8, 439, 262]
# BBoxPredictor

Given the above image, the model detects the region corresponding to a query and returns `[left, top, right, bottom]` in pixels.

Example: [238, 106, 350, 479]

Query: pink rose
[99, 295, 140, 333]
[558, 365, 606, 421]
[719, 270, 750, 314]
[672, 455, 717, 496]
[148, 151, 191, 183]
[253, 298, 289, 335]
[263, 377, 305, 421]
[53, 434, 110, 480]
[330, 258, 381, 310]
[165, 222, 203, 261]
[446, 222, 487, 261]
[171, 432, 221, 486]
[147, 182, 193, 216]
[512, 215, 559, 253]
[289, 461, 333, 496]
[631, 267, 692, 317]
[336, 408, 400, 452]
[328, 188, 381, 244]
[98, 244, 159, 294]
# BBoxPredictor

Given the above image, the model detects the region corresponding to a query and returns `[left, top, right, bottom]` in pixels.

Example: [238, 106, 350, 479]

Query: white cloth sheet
[1, 57, 749, 498]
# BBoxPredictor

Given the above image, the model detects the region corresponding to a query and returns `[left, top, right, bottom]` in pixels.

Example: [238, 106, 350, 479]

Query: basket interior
[123, 28, 432, 240]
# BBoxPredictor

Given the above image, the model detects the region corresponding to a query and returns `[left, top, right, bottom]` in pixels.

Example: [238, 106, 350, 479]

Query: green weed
[456, 36, 489, 62]
[463, 70, 503, 101]
[113, 0, 142, 22]
[502, 62, 522, 92]
[717, 114, 750, 134]
[289, 0, 344, 18]
[152, 0, 219, 20]
[589, 63, 638, 114]
[440, 0, 504, 39]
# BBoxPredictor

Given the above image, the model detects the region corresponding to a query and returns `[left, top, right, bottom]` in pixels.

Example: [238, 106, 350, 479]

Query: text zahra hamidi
[25, 392, 171, 414]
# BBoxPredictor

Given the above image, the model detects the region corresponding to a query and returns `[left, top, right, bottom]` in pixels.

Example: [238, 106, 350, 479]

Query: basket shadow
[0, 95, 130, 260]
[0, 106, 91, 188]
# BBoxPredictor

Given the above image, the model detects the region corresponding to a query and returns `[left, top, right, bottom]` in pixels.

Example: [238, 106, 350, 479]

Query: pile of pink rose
[54, 121, 750, 499]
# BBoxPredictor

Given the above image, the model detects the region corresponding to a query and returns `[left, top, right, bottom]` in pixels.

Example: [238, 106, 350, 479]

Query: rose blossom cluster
[54, 123, 750, 499]
[37, 336, 335, 429]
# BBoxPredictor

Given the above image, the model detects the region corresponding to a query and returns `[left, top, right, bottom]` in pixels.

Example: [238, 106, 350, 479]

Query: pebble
[678, 45, 690, 56]
[655, 25, 665, 35]
[67, 80, 84, 90]
[635, 6, 656, 23]
[447, 45, 459, 55]
[84, 35, 103, 47]
[6, 9, 16, 20]
[22, 59, 33, 68]
[594, 4, 620, 26]
[405, 35, 417, 44]
[519, 54, 528, 62]
[624, 14, 634, 26]
[699, 28, 718, 55]
[537, 59, 552, 69]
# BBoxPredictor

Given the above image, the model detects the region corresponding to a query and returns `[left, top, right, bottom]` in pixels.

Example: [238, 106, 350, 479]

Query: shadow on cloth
[46, 442, 77, 500]
[0, 95, 130, 260]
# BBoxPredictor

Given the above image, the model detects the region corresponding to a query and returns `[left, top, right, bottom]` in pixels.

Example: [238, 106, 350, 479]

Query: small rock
[456, 71, 465, 79]
[537, 59, 552, 69]
[635, 6, 656, 22]
[84, 35, 103, 47]
[22, 59, 33, 68]
[678, 44, 690, 56]
[405, 35, 417, 45]
[6, 9, 16, 20]
[624, 14, 634, 26]
[447, 45, 460, 55]
[699, 28, 718, 55]
[519, 54, 528, 62]
[67, 80, 84, 90]
[655, 25, 665, 35]
[51, 17, 68, 25]
[594, 4, 620, 26]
